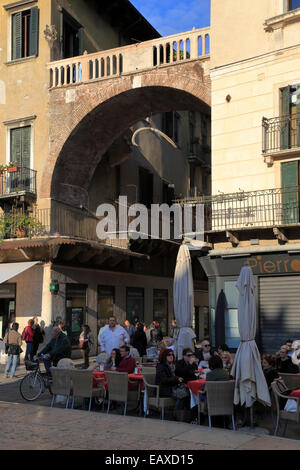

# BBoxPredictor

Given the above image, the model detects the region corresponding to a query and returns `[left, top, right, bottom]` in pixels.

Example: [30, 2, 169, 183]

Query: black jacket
[155, 363, 179, 397]
[276, 357, 299, 374]
[40, 333, 71, 366]
[175, 359, 198, 383]
[132, 330, 147, 357]
[264, 367, 279, 389]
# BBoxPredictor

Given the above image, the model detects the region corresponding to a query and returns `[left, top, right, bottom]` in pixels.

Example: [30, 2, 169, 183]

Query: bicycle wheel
[19, 372, 43, 401]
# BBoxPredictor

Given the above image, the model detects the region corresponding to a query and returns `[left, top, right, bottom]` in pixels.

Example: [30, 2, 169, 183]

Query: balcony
[0, 167, 37, 205]
[262, 113, 300, 160]
[177, 185, 300, 232]
[48, 27, 210, 88]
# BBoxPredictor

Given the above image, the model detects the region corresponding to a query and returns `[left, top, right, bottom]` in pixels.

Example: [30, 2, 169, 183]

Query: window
[153, 289, 168, 336]
[289, 0, 300, 10]
[280, 85, 300, 150]
[224, 280, 240, 349]
[10, 126, 31, 168]
[126, 288, 144, 324]
[162, 111, 180, 145]
[11, 7, 39, 60]
[97, 286, 115, 330]
[62, 10, 83, 59]
[139, 167, 153, 208]
[66, 284, 87, 346]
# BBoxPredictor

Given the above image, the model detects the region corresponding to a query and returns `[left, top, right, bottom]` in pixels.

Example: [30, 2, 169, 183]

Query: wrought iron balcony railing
[177, 185, 300, 231]
[0, 167, 37, 197]
[262, 113, 300, 154]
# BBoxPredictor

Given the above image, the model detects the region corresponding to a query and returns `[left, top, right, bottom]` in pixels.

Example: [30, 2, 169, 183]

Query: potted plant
[0, 211, 45, 240]
[7, 161, 18, 173]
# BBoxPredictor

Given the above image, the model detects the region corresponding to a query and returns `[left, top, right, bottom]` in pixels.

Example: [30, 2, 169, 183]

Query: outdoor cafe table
[92, 370, 144, 390]
[187, 379, 206, 408]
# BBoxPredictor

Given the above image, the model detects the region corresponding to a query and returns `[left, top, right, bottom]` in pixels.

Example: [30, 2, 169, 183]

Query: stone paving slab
[1, 402, 300, 451]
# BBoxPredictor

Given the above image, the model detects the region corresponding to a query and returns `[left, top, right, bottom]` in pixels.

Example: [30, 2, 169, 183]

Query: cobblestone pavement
[1, 360, 300, 450]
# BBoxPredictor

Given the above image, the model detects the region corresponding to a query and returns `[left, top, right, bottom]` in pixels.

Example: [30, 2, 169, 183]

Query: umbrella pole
[250, 405, 254, 429]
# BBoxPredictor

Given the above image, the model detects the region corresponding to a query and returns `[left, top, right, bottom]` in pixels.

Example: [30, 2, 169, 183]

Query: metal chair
[50, 367, 72, 408]
[271, 379, 300, 436]
[105, 371, 139, 416]
[279, 373, 300, 390]
[70, 369, 105, 412]
[142, 372, 176, 420]
[205, 381, 236, 430]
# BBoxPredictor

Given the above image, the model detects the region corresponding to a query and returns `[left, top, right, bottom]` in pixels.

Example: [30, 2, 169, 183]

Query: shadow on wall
[258, 303, 297, 354]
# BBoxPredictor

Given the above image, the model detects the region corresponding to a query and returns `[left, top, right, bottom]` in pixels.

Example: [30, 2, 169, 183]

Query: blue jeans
[42, 357, 52, 373]
[25, 342, 33, 361]
[4, 354, 19, 377]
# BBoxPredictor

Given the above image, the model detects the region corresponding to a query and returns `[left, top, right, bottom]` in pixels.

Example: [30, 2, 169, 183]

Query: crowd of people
[3, 311, 300, 424]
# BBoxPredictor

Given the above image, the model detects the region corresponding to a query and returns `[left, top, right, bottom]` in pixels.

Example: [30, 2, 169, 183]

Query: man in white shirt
[98, 319, 109, 348]
[100, 316, 130, 355]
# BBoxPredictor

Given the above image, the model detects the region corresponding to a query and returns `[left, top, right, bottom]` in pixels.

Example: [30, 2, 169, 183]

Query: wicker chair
[105, 371, 139, 416]
[204, 381, 236, 430]
[271, 379, 300, 436]
[70, 369, 105, 412]
[50, 367, 72, 409]
[279, 373, 300, 390]
[142, 372, 176, 420]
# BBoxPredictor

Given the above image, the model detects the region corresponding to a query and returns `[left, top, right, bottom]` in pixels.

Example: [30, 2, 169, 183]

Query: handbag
[172, 383, 190, 399]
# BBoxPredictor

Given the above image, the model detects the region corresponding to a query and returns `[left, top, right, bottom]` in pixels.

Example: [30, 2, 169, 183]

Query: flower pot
[7, 166, 18, 173]
[16, 228, 26, 238]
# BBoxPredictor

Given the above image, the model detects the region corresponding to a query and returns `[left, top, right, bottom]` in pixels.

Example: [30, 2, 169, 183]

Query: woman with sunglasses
[155, 348, 184, 398]
[175, 348, 200, 383]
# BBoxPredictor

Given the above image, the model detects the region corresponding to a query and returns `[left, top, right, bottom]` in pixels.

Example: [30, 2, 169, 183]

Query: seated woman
[221, 351, 234, 375]
[276, 345, 299, 374]
[104, 348, 122, 371]
[261, 354, 279, 389]
[205, 355, 230, 382]
[155, 349, 183, 397]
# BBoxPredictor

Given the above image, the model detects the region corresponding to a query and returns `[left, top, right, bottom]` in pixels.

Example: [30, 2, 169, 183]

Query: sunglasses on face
[203, 344, 210, 347]
[167, 353, 174, 356]
[185, 354, 194, 357]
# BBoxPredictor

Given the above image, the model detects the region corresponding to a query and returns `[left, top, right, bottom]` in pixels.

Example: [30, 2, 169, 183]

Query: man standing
[124, 319, 135, 342]
[100, 316, 129, 355]
[32, 316, 45, 357]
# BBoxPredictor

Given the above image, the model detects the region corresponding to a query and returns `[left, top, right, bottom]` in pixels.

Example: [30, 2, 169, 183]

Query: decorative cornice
[3, 115, 37, 126]
[264, 8, 300, 31]
[3, 0, 37, 11]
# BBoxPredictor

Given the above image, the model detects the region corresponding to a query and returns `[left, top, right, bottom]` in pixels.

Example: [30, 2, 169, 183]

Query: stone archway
[42, 60, 211, 206]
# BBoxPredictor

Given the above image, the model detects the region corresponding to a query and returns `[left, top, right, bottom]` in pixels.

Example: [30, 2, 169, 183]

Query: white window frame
[4, 115, 36, 169]
[5, 1, 38, 63]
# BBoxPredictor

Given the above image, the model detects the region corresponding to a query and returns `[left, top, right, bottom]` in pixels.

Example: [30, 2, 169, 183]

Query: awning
[0, 261, 40, 284]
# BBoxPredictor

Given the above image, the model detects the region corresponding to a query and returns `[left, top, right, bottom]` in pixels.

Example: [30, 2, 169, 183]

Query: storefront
[200, 248, 300, 354]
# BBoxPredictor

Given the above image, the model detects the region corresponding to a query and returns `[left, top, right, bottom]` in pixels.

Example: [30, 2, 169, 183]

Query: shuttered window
[289, 0, 300, 10]
[10, 126, 31, 168]
[11, 7, 39, 60]
[259, 276, 300, 353]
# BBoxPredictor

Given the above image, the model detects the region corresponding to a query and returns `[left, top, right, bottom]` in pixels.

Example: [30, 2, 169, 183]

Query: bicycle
[19, 357, 52, 401]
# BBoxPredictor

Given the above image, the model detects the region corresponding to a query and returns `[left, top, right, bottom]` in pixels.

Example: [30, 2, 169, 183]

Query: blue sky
[130, 0, 211, 37]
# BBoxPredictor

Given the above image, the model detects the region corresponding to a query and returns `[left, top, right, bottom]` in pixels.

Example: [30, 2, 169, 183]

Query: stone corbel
[264, 155, 274, 167]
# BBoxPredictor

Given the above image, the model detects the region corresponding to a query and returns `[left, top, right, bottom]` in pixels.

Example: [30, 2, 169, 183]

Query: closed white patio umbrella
[231, 264, 271, 410]
[173, 243, 196, 360]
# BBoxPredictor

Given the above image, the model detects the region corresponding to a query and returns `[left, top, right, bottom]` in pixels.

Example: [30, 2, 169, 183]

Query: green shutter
[280, 86, 291, 150]
[29, 7, 39, 57]
[281, 161, 298, 223]
[12, 12, 22, 60]
[21, 126, 31, 168]
[10, 126, 31, 167]
[77, 27, 83, 55]
[297, 85, 300, 147]
[10, 128, 22, 165]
